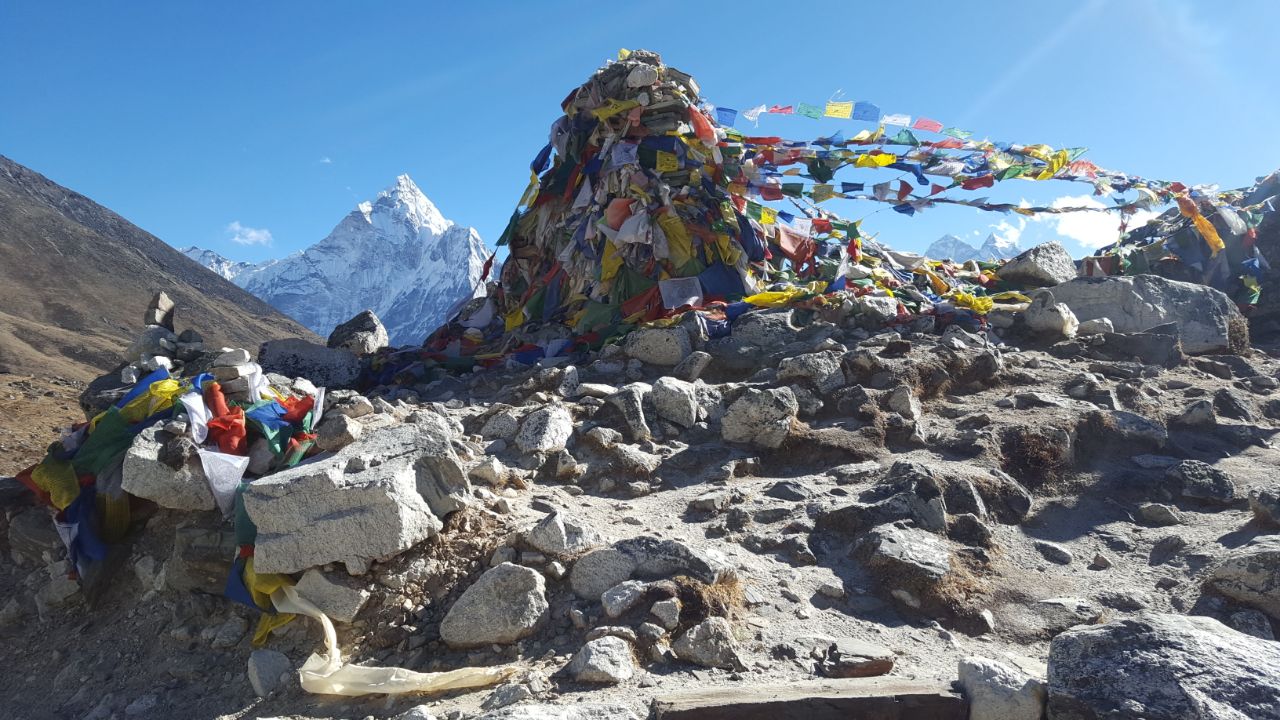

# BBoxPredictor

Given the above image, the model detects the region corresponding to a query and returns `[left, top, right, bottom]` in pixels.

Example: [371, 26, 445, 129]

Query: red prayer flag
[930, 183, 947, 196]
[897, 180, 912, 202]
[767, 105, 794, 115]
[911, 117, 944, 133]
[961, 174, 996, 191]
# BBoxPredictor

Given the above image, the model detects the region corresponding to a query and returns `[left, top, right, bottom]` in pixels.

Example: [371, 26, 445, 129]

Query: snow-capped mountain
[922, 233, 1023, 263]
[180, 246, 254, 281]
[183, 175, 488, 346]
[922, 234, 978, 262]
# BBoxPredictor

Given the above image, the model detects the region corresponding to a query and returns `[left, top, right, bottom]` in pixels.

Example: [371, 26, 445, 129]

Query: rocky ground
[0, 373, 85, 476]
[4, 280, 1280, 719]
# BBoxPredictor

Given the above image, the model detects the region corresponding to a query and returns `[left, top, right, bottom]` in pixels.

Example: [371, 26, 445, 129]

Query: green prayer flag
[806, 158, 834, 183]
[943, 127, 972, 140]
[890, 129, 920, 147]
[782, 183, 804, 198]
[797, 102, 822, 119]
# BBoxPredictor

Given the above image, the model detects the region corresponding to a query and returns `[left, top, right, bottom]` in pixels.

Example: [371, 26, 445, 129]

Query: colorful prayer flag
[852, 101, 881, 122]
[742, 104, 767, 123]
[812, 184, 835, 203]
[797, 103, 823, 119]
[882, 113, 911, 127]
[824, 101, 853, 119]
[767, 105, 794, 115]
[655, 151, 680, 173]
[715, 107, 738, 127]
[943, 127, 973, 140]
[912, 117, 944, 133]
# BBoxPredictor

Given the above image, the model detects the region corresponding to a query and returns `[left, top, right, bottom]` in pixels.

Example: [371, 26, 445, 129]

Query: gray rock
[1047, 612, 1280, 719]
[258, 338, 361, 388]
[481, 683, 534, 711]
[1229, 609, 1276, 641]
[721, 387, 797, 449]
[958, 656, 1046, 720]
[1138, 503, 1183, 526]
[1034, 597, 1101, 634]
[515, 406, 573, 454]
[1023, 290, 1079, 338]
[1206, 536, 1280, 619]
[672, 617, 742, 669]
[613, 537, 733, 585]
[1214, 387, 1255, 421]
[1034, 540, 1074, 565]
[1167, 460, 1237, 505]
[1251, 490, 1280, 526]
[241, 424, 445, 574]
[777, 351, 845, 393]
[247, 649, 292, 698]
[327, 309, 389, 355]
[396, 706, 439, 720]
[820, 638, 895, 678]
[651, 377, 698, 428]
[1048, 275, 1245, 354]
[295, 568, 369, 623]
[601, 580, 648, 618]
[567, 636, 636, 684]
[606, 383, 652, 442]
[481, 408, 521, 440]
[624, 327, 692, 366]
[886, 384, 922, 421]
[210, 614, 248, 649]
[525, 512, 603, 559]
[570, 547, 639, 601]
[1173, 399, 1216, 427]
[998, 241, 1076, 288]
[121, 426, 216, 511]
[473, 704, 640, 720]
[1076, 317, 1113, 336]
[673, 350, 712, 382]
[650, 598, 681, 630]
[328, 394, 374, 419]
[315, 414, 363, 452]
[439, 563, 549, 648]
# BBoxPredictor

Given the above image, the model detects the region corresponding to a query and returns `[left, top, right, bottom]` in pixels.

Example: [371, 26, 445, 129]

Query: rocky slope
[0, 155, 317, 380]
[184, 176, 488, 346]
[3, 266, 1279, 720]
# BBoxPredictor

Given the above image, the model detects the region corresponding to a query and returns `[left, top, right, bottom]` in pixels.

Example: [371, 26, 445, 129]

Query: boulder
[1206, 536, 1280, 619]
[314, 414, 363, 452]
[1047, 275, 1245, 354]
[1251, 490, 1280, 526]
[570, 547, 639, 601]
[259, 338, 361, 388]
[958, 656, 1046, 720]
[651, 377, 698, 428]
[673, 350, 712, 382]
[241, 425, 447, 574]
[721, 387, 798, 449]
[439, 563, 549, 648]
[819, 638, 895, 678]
[1167, 460, 1237, 505]
[672, 617, 742, 669]
[605, 383, 652, 442]
[326, 309, 389, 355]
[1047, 612, 1280, 719]
[567, 636, 636, 684]
[624, 326, 692, 366]
[997, 242, 1076, 288]
[514, 406, 573, 454]
[121, 426, 216, 511]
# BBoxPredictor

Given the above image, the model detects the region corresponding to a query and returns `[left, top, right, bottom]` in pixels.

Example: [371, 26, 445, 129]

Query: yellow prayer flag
[812, 184, 835, 203]
[760, 207, 777, 225]
[824, 101, 853, 119]
[655, 151, 679, 173]
[591, 98, 640, 121]
[617, 48, 631, 60]
[854, 153, 897, 169]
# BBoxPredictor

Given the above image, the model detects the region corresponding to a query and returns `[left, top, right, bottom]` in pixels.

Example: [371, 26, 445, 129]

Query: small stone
[601, 580, 648, 619]
[315, 414, 364, 452]
[247, 649, 292, 697]
[820, 638, 895, 678]
[1091, 554, 1113, 570]
[1034, 540, 1073, 565]
[210, 615, 249, 649]
[817, 582, 846, 600]
[672, 617, 742, 670]
[1138, 503, 1183, 527]
[567, 636, 636, 684]
[1168, 460, 1238, 505]
[650, 598, 681, 630]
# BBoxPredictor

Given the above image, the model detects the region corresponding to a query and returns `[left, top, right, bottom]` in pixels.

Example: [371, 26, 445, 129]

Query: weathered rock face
[1047, 613, 1280, 720]
[1048, 275, 1245, 354]
[525, 512, 603, 559]
[567, 636, 636, 684]
[651, 377, 698, 428]
[121, 426, 216, 511]
[326, 309, 389, 355]
[997, 242, 1076, 288]
[439, 563, 549, 648]
[514, 406, 573, 454]
[672, 617, 742, 669]
[241, 424, 451, 574]
[1206, 536, 1280, 619]
[958, 656, 1046, 720]
[721, 387, 797, 449]
[258, 338, 361, 388]
[295, 568, 370, 623]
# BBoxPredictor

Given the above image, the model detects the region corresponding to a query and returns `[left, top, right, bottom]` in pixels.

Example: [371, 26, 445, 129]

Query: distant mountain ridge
[0, 155, 317, 379]
[184, 175, 487, 346]
[924, 233, 1024, 263]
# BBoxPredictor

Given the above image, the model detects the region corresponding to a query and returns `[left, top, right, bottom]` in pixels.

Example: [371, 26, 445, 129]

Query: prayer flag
[841, 182, 864, 193]
[655, 151, 680, 173]
[797, 102, 823, 119]
[715, 107, 738, 127]
[824, 100, 853, 119]
[943, 127, 973, 140]
[912, 117, 944, 133]
[760, 207, 777, 225]
[852, 101, 881, 122]
[742, 104, 767, 123]
[768, 105, 794, 114]
[882, 113, 911, 127]
[812, 184, 835, 203]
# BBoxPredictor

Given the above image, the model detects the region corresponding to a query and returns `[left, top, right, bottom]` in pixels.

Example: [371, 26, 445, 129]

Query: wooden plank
[651, 676, 967, 720]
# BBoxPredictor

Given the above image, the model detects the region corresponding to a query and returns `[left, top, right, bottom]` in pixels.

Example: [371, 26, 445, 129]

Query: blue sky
[2, 0, 1277, 263]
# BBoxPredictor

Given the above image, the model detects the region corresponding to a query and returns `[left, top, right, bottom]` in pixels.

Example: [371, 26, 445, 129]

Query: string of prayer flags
[852, 101, 881, 122]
